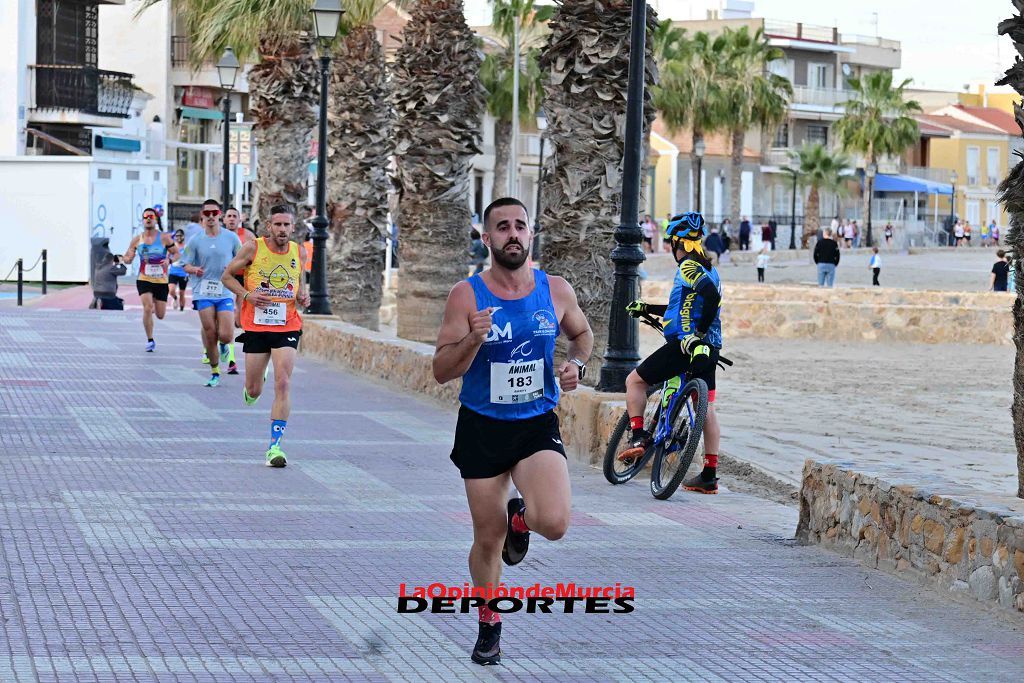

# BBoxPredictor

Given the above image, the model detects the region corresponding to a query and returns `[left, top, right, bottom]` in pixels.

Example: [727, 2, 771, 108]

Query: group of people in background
[952, 219, 1000, 247]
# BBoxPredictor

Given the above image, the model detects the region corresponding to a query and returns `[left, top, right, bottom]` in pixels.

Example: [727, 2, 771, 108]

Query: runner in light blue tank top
[459, 269, 560, 420]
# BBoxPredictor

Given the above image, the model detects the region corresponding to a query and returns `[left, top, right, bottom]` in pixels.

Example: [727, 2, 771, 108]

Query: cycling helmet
[665, 212, 707, 241]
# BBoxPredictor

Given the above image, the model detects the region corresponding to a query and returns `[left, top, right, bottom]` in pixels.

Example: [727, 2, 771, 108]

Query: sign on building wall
[182, 86, 216, 109]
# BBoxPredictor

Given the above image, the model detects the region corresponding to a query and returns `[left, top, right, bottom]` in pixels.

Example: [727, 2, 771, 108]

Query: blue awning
[873, 173, 952, 195]
[95, 135, 141, 152]
[180, 106, 222, 121]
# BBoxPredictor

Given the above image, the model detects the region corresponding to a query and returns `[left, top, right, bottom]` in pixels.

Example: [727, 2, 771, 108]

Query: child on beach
[756, 246, 770, 283]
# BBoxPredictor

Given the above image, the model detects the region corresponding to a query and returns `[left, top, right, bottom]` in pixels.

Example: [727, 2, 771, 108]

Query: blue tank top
[460, 270, 560, 420]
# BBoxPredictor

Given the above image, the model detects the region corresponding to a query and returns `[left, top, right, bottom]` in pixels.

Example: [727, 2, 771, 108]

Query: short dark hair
[225, 206, 239, 214]
[998, 249, 1007, 258]
[269, 204, 296, 218]
[483, 197, 529, 229]
[202, 198, 221, 209]
[470, 228, 481, 240]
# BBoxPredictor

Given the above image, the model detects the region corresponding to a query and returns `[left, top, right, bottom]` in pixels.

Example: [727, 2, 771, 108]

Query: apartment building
[661, 15, 903, 223]
[0, 0, 175, 282]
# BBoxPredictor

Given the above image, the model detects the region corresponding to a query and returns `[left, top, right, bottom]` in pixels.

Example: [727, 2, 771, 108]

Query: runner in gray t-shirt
[183, 200, 242, 387]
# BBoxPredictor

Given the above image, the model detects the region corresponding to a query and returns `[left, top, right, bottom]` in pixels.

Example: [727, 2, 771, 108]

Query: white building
[0, 0, 172, 282]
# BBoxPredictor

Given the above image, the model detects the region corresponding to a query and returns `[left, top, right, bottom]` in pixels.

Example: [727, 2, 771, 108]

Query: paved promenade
[2, 306, 1024, 682]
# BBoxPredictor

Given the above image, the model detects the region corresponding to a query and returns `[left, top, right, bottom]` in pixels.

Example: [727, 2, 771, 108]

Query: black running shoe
[502, 497, 529, 566]
[682, 473, 719, 494]
[471, 621, 501, 665]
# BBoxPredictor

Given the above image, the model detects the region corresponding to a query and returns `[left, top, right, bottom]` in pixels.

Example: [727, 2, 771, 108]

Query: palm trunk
[729, 127, 744, 224]
[324, 25, 394, 330]
[492, 119, 512, 199]
[803, 184, 820, 248]
[539, 0, 658, 380]
[248, 32, 319, 228]
[861, 150, 874, 246]
[998, 149, 1024, 497]
[391, 0, 484, 343]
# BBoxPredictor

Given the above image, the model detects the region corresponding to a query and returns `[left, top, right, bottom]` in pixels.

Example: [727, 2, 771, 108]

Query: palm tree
[538, 0, 657, 378]
[721, 27, 791, 226]
[790, 143, 851, 247]
[136, 0, 319, 227]
[654, 31, 731, 210]
[391, 0, 485, 343]
[834, 71, 921, 243]
[324, 0, 400, 330]
[480, 0, 551, 199]
[651, 18, 686, 68]
[996, 7, 1024, 498]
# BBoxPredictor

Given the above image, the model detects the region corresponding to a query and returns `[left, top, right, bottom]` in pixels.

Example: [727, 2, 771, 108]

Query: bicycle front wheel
[650, 379, 708, 500]
[603, 389, 663, 485]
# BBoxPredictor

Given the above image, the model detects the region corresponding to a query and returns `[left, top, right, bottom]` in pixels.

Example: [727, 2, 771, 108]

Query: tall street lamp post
[785, 167, 799, 249]
[597, 0, 647, 392]
[216, 48, 240, 208]
[865, 162, 876, 247]
[694, 139, 706, 213]
[306, 0, 344, 316]
[532, 112, 546, 261]
[949, 170, 958, 246]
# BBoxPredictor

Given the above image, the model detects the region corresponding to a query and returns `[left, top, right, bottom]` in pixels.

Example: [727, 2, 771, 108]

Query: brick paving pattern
[1, 308, 1023, 682]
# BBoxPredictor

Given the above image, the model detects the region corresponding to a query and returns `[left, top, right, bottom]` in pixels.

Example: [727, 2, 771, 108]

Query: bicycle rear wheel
[603, 389, 662, 485]
[650, 379, 708, 500]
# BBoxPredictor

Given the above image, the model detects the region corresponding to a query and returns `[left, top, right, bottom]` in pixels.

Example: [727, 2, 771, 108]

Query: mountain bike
[602, 312, 731, 500]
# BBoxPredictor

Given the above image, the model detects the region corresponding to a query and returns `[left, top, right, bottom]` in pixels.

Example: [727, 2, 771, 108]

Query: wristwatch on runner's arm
[569, 358, 586, 380]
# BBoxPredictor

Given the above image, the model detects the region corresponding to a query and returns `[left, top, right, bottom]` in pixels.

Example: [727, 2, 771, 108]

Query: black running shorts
[450, 406, 567, 479]
[136, 280, 169, 302]
[635, 339, 719, 391]
[236, 330, 302, 354]
[168, 274, 189, 289]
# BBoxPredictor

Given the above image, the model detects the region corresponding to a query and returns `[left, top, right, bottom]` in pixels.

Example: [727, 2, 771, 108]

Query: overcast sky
[464, 0, 1016, 93]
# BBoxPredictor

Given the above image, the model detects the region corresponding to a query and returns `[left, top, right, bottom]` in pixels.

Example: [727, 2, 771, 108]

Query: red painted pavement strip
[26, 283, 193, 311]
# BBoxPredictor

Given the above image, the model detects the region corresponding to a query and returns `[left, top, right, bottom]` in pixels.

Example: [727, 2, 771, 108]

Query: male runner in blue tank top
[433, 197, 593, 666]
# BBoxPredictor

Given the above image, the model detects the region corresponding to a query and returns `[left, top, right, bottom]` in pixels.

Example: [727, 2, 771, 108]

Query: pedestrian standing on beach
[756, 246, 770, 283]
[813, 229, 841, 287]
[992, 250, 1010, 292]
[869, 247, 881, 286]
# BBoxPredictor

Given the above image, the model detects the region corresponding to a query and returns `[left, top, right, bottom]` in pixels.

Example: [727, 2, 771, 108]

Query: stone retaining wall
[636, 283, 1012, 345]
[798, 460, 1024, 614]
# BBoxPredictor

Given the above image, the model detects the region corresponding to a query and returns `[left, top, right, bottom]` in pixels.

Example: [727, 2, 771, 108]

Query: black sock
[148, 338, 154, 342]
[700, 467, 717, 480]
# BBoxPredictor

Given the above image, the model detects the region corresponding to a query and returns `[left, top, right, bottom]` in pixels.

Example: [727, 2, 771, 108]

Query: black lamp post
[865, 161, 876, 247]
[306, 0, 344, 316]
[949, 170, 958, 246]
[532, 112, 546, 261]
[785, 167, 799, 249]
[694, 139, 706, 213]
[597, 0, 647, 393]
[216, 47, 240, 208]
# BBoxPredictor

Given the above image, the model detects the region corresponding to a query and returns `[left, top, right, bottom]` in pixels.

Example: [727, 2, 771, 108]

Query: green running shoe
[206, 374, 221, 388]
[202, 351, 210, 365]
[243, 388, 259, 405]
[219, 343, 230, 365]
[265, 445, 287, 468]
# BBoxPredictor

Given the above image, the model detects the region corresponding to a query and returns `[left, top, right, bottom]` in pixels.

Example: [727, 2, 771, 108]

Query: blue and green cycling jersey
[663, 257, 722, 348]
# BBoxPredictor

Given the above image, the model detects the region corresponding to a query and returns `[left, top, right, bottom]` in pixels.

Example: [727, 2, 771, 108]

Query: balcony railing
[840, 34, 901, 50]
[905, 166, 955, 184]
[764, 149, 796, 167]
[172, 36, 190, 68]
[764, 19, 838, 44]
[30, 65, 134, 119]
[790, 86, 847, 109]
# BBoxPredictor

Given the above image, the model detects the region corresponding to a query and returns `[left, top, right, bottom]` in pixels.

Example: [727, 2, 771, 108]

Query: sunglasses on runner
[202, 209, 222, 217]
[142, 214, 157, 220]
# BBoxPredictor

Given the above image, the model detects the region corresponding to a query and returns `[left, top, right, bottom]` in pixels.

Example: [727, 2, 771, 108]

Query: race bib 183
[490, 360, 544, 404]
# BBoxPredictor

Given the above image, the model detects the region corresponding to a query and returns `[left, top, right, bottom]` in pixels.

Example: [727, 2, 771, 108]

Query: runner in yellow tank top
[222, 204, 310, 468]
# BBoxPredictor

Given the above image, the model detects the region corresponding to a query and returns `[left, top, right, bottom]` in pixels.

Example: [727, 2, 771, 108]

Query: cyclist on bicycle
[617, 212, 724, 494]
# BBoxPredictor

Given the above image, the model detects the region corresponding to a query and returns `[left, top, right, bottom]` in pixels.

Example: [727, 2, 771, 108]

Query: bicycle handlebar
[633, 311, 732, 368]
